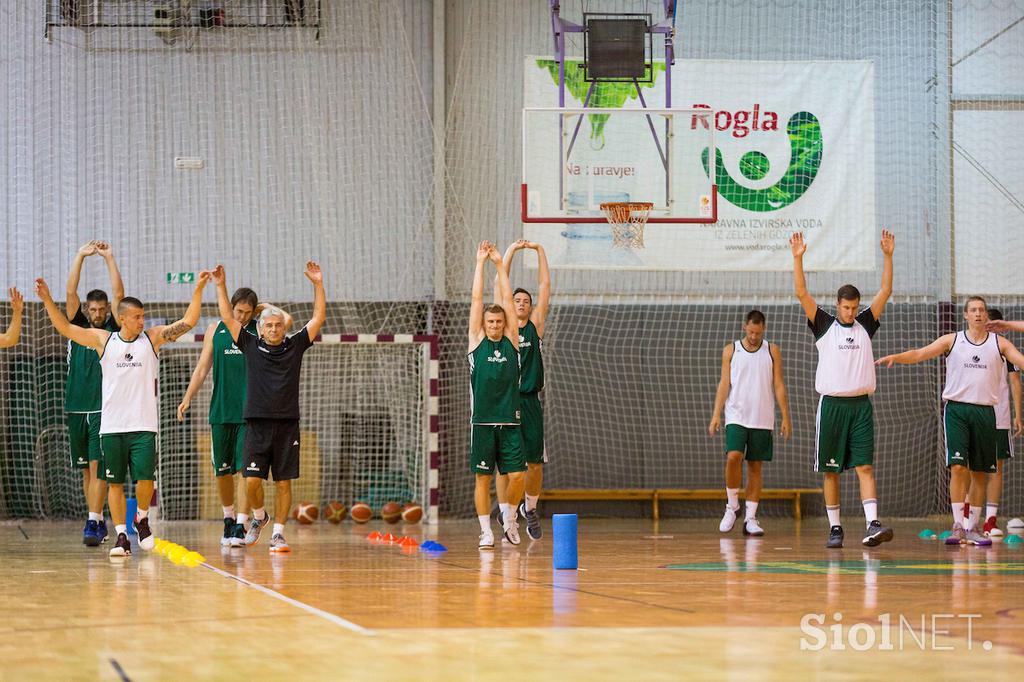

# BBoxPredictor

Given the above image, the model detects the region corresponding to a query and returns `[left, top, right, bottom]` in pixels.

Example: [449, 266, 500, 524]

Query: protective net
[2, 1, 1023, 521]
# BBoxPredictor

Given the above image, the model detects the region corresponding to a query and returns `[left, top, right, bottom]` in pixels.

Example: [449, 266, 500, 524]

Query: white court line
[201, 562, 373, 636]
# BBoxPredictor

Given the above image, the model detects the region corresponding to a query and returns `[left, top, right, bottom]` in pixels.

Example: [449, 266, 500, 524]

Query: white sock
[499, 502, 511, 518]
[745, 501, 758, 521]
[115, 524, 127, 535]
[862, 498, 878, 527]
[137, 508, 149, 520]
[253, 507, 267, 521]
[507, 506, 518, 524]
[525, 494, 539, 512]
[826, 505, 841, 527]
[272, 523, 285, 536]
[222, 505, 235, 519]
[968, 505, 981, 531]
[985, 503, 998, 520]
[237, 513, 249, 526]
[478, 515, 490, 533]
[89, 512, 102, 522]
[726, 488, 740, 510]
[952, 502, 965, 526]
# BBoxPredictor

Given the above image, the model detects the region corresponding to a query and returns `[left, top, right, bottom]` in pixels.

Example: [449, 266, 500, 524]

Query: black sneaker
[83, 520, 101, 547]
[862, 520, 894, 547]
[109, 532, 131, 557]
[97, 519, 109, 543]
[826, 525, 844, 549]
[220, 517, 235, 547]
[136, 517, 155, 551]
[229, 522, 246, 548]
[523, 507, 542, 540]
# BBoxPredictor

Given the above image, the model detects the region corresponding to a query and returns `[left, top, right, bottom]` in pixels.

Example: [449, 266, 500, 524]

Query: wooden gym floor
[2, 517, 1023, 680]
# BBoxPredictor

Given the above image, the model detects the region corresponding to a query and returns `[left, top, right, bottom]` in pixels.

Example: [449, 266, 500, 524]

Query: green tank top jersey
[469, 335, 521, 424]
[517, 319, 544, 394]
[64, 312, 119, 413]
[209, 319, 257, 425]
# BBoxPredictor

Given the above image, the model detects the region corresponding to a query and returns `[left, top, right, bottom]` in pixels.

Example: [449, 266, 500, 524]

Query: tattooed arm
[147, 272, 211, 351]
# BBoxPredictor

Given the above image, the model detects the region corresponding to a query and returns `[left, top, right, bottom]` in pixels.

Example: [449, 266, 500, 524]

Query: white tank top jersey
[724, 339, 775, 430]
[810, 309, 879, 397]
[99, 331, 160, 434]
[942, 330, 1003, 406]
[995, 359, 1013, 429]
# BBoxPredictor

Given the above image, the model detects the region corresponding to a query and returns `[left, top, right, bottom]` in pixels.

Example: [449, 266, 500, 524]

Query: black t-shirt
[236, 326, 314, 420]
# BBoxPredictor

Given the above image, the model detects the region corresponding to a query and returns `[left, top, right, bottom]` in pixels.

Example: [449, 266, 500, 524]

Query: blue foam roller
[552, 513, 578, 570]
[125, 498, 138, 535]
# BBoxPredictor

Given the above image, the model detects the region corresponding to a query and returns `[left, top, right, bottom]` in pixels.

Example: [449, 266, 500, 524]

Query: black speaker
[585, 18, 647, 80]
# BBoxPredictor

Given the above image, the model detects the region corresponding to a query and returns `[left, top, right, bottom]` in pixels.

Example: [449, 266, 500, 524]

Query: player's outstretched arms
[997, 337, 1024, 382]
[527, 241, 551, 334]
[211, 265, 242, 342]
[95, 241, 125, 313]
[869, 229, 895, 321]
[468, 241, 490, 349]
[65, 240, 98, 320]
[987, 319, 1024, 334]
[304, 261, 326, 340]
[149, 272, 211, 350]
[491, 245, 517, 349]
[36, 278, 108, 353]
[876, 333, 955, 368]
[708, 343, 733, 436]
[493, 240, 524, 305]
[0, 287, 24, 348]
[177, 321, 216, 422]
[790, 232, 817, 321]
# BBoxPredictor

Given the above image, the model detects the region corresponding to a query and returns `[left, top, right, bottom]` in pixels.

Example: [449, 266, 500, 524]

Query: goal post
[157, 332, 439, 524]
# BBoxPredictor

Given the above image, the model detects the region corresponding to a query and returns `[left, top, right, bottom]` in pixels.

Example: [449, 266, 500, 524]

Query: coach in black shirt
[211, 261, 326, 554]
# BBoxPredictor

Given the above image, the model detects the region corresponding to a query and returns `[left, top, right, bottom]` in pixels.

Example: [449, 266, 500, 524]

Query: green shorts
[100, 432, 157, 484]
[816, 395, 874, 473]
[996, 428, 1014, 461]
[944, 401, 997, 472]
[724, 424, 773, 461]
[211, 423, 246, 476]
[520, 393, 547, 465]
[470, 424, 526, 475]
[67, 412, 103, 469]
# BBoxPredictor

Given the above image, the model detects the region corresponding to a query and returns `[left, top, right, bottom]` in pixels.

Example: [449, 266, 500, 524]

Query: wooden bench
[541, 488, 823, 521]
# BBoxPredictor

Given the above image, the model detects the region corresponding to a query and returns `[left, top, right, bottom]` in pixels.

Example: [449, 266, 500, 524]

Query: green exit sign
[166, 272, 196, 284]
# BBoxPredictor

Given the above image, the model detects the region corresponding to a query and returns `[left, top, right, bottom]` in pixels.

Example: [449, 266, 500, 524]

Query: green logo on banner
[702, 111, 823, 212]
[166, 272, 195, 284]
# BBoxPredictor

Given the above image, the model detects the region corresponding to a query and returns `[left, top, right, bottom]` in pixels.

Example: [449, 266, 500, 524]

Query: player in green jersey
[65, 241, 124, 546]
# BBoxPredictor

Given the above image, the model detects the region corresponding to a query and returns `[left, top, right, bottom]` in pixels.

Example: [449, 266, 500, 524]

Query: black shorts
[243, 418, 300, 481]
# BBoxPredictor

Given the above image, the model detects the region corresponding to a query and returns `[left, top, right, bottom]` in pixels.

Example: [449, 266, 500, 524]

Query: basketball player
[981, 310, 1024, 535]
[492, 239, 549, 541]
[469, 241, 526, 549]
[709, 310, 792, 536]
[36, 273, 210, 557]
[878, 297, 1024, 545]
[177, 289, 292, 548]
[65, 241, 124, 547]
[791, 229, 895, 549]
[213, 262, 325, 554]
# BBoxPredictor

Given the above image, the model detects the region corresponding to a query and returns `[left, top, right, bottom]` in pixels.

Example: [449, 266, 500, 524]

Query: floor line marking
[109, 658, 131, 682]
[200, 562, 373, 636]
[17, 525, 28, 540]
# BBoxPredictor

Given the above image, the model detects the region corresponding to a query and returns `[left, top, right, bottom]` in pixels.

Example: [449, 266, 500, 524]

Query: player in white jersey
[791, 230, 895, 549]
[709, 310, 791, 536]
[36, 274, 210, 557]
[983, 311, 1024, 535]
[878, 296, 1024, 546]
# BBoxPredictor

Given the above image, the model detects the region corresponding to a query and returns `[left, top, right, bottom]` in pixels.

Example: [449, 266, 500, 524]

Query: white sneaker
[503, 521, 521, 546]
[742, 517, 765, 537]
[719, 505, 739, 533]
[478, 530, 495, 550]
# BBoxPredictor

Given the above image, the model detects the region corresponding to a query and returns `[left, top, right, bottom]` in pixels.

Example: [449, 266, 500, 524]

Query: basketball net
[600, 201, 653, 249]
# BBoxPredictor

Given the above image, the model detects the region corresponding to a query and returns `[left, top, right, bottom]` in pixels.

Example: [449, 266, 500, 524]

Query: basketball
[401, 503, 423, 524]
[323, 501, 347, 524]
[350, 502, 373, 524]
[381, 501, 402, 524]
[293, 502, 318, 524]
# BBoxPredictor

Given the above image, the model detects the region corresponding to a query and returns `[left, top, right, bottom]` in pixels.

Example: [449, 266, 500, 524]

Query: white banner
[523, 59, 876, 271]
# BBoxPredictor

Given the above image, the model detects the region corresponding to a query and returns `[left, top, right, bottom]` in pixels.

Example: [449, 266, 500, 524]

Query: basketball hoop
[600, 201, 653, 249]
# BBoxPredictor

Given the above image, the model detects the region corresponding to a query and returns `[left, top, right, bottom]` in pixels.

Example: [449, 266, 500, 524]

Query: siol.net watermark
[800, 612, 991, 651]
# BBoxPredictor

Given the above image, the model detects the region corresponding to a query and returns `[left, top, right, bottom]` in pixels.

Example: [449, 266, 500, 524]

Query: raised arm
[790, 232, 817, 321]
[528, 241, 551, 334]
[148, 272, 210, 350]
[876, 333, 955, 367]
[870, 230, 895, 321]
[303, 260, 326, 340]
[771, 343, 792, 439]
[36, 279, 108, 353]
[0, 288, 24, 348]
[95, 241, 125, 313]
[177, 321, 216, 422]
[708, 343, 733, 436]
[212, 266, 242, 342]
[491, 246, 517, 349]
[468, 241, 489, 347]
[65, 241, 97, 320]
[998, 337, 1024, 389]
[1010, 370, 1023, 437]
[493, 241, 522, 304]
